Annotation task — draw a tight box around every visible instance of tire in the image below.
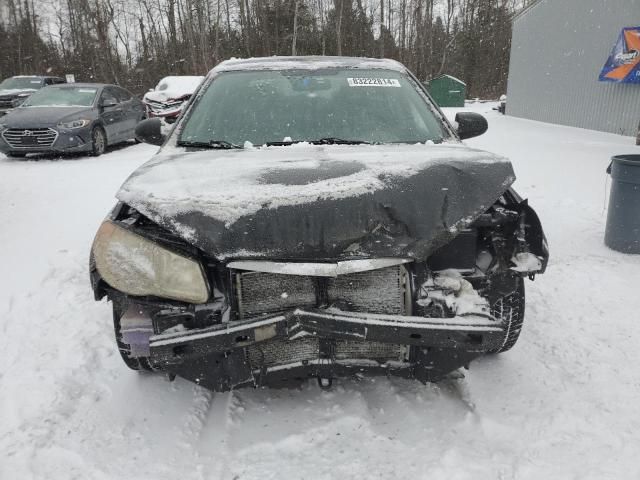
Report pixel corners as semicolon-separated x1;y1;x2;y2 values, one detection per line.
91;126;107;156
6;151;26;158
134;114;147;143
113;305;154;371
488;277;525;353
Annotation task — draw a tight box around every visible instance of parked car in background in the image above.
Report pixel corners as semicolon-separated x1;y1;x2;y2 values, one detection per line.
91;56;548;392
0;83;145;157
0;75;66;116
142;75;203;123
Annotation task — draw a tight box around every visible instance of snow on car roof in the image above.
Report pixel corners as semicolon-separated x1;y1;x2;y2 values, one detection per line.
51;83;106;88
211;56;407;75
157;76;204;87
159;76;204;81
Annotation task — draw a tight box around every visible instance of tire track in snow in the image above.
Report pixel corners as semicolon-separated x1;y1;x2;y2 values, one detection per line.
178;385;215;449
177;386;241;480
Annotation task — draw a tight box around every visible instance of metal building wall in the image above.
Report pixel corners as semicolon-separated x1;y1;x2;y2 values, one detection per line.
507;0;640;136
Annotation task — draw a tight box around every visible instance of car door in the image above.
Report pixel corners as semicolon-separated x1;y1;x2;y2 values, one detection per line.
114;87;141;138
99;87;124;143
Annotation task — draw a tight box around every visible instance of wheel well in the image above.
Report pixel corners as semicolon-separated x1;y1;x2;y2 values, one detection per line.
92;123;108;144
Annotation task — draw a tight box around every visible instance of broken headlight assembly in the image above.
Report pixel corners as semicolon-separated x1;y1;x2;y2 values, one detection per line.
92;221;210;304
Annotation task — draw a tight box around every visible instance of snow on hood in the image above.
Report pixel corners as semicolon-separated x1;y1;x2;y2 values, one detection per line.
143;76;204;103
119;143;510;227
117;143;516;261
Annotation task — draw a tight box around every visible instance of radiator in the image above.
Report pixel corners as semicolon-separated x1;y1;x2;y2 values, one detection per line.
246;337;404;369
235;264;409;319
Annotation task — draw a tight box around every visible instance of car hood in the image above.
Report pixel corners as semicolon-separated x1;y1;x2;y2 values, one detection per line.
117;143;516;261
1;106;94;127
143;90;192;103
0;88;37;98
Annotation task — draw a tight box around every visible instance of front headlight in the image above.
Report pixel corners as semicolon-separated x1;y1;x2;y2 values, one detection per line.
58;119;90;129
92;221;210;304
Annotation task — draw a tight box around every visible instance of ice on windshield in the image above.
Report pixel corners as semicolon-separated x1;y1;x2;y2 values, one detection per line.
23;87;97;107
179;69;448;146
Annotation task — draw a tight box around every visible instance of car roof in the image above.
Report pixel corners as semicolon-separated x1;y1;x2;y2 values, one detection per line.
48;83;108;88
11;75;62;79
210;56;407;75
159;76;204;81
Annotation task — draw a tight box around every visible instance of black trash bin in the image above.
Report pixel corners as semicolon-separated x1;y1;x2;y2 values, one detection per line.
605;155;640;253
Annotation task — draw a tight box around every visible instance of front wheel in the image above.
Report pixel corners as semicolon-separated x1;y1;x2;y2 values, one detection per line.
488;277;525;353
91;127;107;156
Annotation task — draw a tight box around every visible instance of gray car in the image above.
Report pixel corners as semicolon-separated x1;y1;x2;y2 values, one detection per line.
0;75;66;116
0;83;146;157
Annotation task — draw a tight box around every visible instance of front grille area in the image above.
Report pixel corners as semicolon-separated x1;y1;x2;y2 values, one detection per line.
236;272;317;318
327;267;407;315
0;98;13;109
246;337;404;370
234;265;410;371
235;264;409;319
247;338;320;367
2;128;58;148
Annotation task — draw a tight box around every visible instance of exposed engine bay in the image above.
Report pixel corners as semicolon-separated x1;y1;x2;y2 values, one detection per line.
91;190;548;391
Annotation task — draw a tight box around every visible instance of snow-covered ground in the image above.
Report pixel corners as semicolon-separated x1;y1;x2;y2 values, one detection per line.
1;104;640;479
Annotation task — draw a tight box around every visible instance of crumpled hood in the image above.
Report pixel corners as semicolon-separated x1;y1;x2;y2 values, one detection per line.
143;90;192;103
143;77;203;103
1;106;93;127
117;143;516;261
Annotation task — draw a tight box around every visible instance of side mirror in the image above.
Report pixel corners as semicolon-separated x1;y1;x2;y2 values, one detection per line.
455;112;488;140
101;98;118;109
135;118;165;146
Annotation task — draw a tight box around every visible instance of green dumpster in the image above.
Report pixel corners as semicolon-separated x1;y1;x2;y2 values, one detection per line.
426;75;466;108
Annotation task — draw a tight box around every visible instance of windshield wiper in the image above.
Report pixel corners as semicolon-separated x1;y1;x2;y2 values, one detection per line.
177;140;242;149
311;137;371;145
265;137;371;147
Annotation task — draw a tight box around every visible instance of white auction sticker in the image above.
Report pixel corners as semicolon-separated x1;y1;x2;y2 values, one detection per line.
347;77;401;87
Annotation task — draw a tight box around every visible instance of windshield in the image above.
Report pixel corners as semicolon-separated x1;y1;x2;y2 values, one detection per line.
179;69;449;146
22;87;98;107
0;77;43;90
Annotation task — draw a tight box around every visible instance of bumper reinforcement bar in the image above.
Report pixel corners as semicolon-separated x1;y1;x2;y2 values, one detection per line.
148;308;504;391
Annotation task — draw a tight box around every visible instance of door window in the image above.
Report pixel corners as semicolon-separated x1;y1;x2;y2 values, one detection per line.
100;89;119;106
114;87;132;102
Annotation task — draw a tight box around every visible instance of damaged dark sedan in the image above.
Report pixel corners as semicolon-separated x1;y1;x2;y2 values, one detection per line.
90;56;548;392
